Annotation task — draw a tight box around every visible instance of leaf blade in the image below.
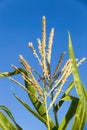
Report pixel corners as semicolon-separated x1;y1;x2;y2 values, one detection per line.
68;33;87;130
0;105;22;130
0;112;16;130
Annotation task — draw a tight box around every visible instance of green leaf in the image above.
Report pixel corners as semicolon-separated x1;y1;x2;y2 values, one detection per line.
0;69;56;130
16;68;56;129
60;95;79;101
68;33;87;130
57;95;79;130
25;81;56;129
0;105;22;130
0;112;16;130
13;93;47;126
58;99;79;130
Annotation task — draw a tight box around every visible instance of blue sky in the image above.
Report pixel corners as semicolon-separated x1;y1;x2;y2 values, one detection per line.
0;0;87;130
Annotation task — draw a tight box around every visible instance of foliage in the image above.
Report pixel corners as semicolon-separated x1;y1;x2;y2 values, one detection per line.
0;106;22;130
0;17;87;130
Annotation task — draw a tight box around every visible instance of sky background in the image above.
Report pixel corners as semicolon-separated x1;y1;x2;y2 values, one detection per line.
0;0;87;130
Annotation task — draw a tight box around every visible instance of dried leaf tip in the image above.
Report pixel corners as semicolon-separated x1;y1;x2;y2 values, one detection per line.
28;42;33;48
47;28;54;64
77;57;86;66
11;64;18;70
28;42;34;52
41;16;48;78
50;28;54;34
42;16;46;46
37;38;42;56
19;54;23;60
28;42;42;66
42;16;46;20
11;64;14;68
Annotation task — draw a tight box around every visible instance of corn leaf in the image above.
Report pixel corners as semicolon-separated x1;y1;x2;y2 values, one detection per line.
12;92;47;126
23;80;57;130
0;69;56;130
58;98;79;130
0;112;16;130
68;33;87;130
60;95;79;101
0;105;22;130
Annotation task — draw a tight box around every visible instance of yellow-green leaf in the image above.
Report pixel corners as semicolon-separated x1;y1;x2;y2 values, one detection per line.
68;33;87;130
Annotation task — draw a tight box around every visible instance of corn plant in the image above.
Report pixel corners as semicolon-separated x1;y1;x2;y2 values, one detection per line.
0;16;87;130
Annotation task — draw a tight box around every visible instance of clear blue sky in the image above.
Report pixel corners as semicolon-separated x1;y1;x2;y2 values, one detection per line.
0;0;87;130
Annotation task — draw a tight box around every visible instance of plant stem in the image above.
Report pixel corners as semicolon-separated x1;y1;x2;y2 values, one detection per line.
50;84;59;128
44;91;50;130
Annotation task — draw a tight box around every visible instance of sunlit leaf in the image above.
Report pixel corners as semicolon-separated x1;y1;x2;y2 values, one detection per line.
13;92;47;126
0;112;16;130
68;33;87;130
0;69;56;130
58;98;79;130
0;105;22;130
